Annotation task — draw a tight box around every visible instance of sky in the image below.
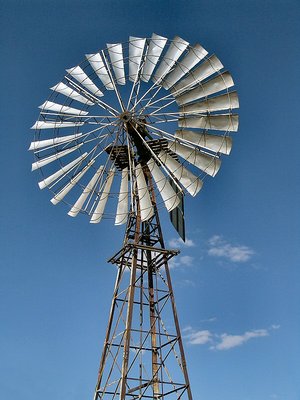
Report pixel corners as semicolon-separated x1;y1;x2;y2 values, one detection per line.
0;0;300;399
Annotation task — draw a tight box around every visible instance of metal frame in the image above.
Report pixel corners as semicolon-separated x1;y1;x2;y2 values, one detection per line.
93;170;192;400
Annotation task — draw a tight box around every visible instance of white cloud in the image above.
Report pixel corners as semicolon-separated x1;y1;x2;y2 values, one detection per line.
168;237;195;248
169;255;194;269
211;329;269;350
185;329;213;345
184;325;277;350
207;235;254;263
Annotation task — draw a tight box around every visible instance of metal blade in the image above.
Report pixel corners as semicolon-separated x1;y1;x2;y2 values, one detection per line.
50;82;94;105
39;101;88;116
147;158;180;211
50;160;94;205
107;43;125;85
140;33;167;82
179;91;239;114
66;66;104;97
90;168;115;223
68;165;104;217
175;130;232;155
172;55;223;94
129;36;146;82
158;150;202;196
38;153;88;189
175;72;234;106
178;114;239;132
162;43;208;89
168;141;221;177
29;133;83;151
31;121;84;130
86;52;114;90
135;163;154;221
152;36;189;84
115;168;129;225
31;143;83;171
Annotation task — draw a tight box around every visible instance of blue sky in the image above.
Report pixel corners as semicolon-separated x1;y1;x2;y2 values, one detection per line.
1;0;300;399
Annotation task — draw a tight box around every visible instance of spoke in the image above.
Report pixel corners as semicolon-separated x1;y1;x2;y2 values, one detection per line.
131;84;163;115
130;123;183;194
145;99;177;116
101;50;126;113
65;76;119;116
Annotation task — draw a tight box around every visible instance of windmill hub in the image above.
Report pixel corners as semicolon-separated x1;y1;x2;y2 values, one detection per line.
119;111;132;122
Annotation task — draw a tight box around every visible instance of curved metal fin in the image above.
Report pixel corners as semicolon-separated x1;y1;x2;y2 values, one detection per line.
162;43;208;89
29;133;83;151
141;33;167;82
50;82;94;105
178;114;239;132
158;150;202;196
168;141;221;177
175;71;234;106
86;53;114;90
107;43;125;85
175;130;232;155
90;168;115;223
115;168;129;225
31;143;83;171
129;36;146;82
51;160;95;205
147;158;180;211
152;36;189;84
39;101;88;116
31;121;84;130
68;165;104;217
66;66;104;97
173;55;223;94
179;91;239;114
38;153;88;190
135;164;154;221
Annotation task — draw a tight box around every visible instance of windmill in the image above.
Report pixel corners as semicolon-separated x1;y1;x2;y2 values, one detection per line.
30;34;239;400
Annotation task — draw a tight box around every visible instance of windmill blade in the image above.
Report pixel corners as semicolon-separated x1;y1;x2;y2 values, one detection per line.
147;158;180;212
175;130;232;155
39;101;88;116
86;53;114;90
31;144;83;171
115;168;129;225
158;150;202;196
50;82;94;105
129;36;146;82
38;153;88;189
168;141;221;177
51;160;95;205
175;71;234;106
31;121;84;130
140;33;167;82
179;114;239;132
135;163;154;221
66;66;104;97
107;43;126;85
172;55;223;94
152;36;189;84
68;165;104;217
29;133;83;151
179;91;239;114
90;168;115;223
161;43;208;89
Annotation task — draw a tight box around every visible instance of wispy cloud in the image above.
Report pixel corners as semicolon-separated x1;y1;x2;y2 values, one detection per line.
169;255;194;269
211;329;269;350
186;330;213;345
168;237;195;248
207;235;254;263
184;325;278;350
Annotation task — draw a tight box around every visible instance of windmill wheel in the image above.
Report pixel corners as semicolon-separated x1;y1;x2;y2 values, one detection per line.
30;34;239;225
